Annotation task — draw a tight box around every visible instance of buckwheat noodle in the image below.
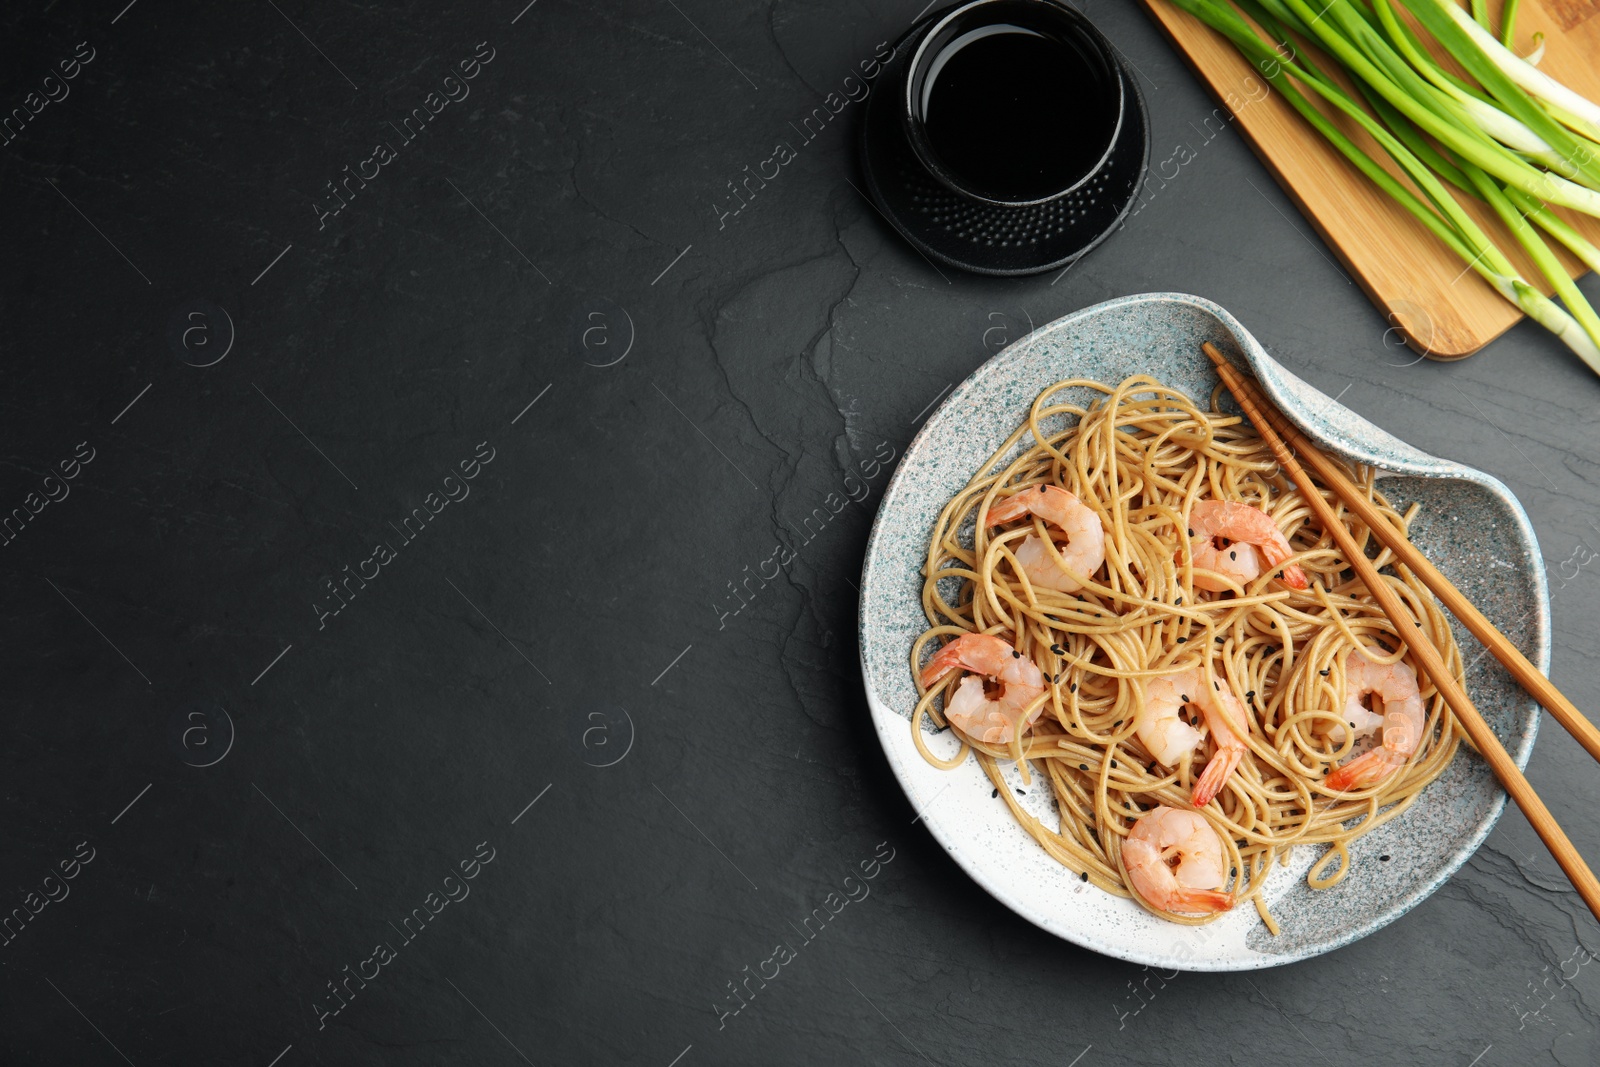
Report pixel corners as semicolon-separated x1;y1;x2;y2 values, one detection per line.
910;375;1465;932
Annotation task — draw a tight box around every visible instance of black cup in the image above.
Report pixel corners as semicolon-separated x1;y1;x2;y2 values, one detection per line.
901;0;1126;207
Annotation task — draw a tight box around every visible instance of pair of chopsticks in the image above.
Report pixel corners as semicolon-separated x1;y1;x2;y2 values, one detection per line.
1201;342;1600;923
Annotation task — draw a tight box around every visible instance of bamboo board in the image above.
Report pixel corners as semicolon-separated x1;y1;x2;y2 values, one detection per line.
1137;0;1600;357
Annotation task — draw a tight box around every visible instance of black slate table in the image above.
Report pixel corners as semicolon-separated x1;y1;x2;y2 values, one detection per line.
5;2;1600;1065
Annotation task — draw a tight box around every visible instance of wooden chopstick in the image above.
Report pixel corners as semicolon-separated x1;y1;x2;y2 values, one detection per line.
1205;348;1600;765
1201;342;1600;925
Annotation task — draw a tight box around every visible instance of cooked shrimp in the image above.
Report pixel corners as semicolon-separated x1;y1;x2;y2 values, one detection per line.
1136;669;1205;767
1138;668;1251;806
1324;668;1386;744
1191;683;1250;808
1122;806;1234;916
986;485;1106;593
1183;499;1308;592
1325;647;1425;791
918;633;1046;745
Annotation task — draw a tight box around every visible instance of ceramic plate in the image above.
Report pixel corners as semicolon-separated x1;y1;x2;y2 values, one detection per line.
858;293;1548;971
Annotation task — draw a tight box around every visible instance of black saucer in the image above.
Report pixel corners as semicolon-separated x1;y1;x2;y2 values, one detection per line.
857;17;1150;278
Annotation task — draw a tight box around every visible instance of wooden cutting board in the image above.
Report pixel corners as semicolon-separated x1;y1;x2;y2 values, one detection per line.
1136;0;1600;358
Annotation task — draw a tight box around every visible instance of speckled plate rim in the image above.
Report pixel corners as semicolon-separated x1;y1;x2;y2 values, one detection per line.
858;291;1549;971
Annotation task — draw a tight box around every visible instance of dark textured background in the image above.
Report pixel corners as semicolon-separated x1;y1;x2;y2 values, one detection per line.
4;1;1599;1064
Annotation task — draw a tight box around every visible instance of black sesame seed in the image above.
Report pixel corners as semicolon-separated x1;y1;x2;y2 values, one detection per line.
1012;650;1021;658
1320;668;1331;676
1181;694;1190;703
1081;871;1090;882
1113;719;1123;727
1230;550;1237;561
1051;644;1065;655
1111;759;1118;768
1380;854;1391;862
1246;690;1255;699
991;788;999;797
1069;683;1078;693
1214;681;1220;690
1176;596;1184;606
1177;637;1188;643
1349;722;1355;728
1188;528;1195;537
1016;788;1027;796
1039;486;1048;493
1079;763;1088;771
1415;621;1422;627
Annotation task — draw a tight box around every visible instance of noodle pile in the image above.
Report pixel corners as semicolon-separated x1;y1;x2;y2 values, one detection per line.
910;375;1465;931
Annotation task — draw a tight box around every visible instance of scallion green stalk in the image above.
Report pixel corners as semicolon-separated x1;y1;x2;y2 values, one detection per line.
1163;0;1600;370
1409;0;1600;143
1501;0;1522;49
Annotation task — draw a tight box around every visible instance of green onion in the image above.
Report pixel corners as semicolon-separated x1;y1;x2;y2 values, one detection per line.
1500;0;1522;49
1403;0;1600;178
1418;0;1600;142
1161;0;1600;373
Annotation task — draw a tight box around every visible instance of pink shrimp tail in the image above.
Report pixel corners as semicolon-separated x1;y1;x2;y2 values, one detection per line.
1255;538;1310;590
918;645;963;689
1166;887;1235;914
1325;746;1404;791
984;487;1048;525
918;633;1013;689
1191;749;1244;807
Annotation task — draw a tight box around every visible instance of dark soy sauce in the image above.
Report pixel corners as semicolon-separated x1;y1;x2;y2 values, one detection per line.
924;27;1116;202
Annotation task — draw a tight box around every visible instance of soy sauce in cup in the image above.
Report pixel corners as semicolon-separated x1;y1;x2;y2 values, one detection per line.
904;0;1125;206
